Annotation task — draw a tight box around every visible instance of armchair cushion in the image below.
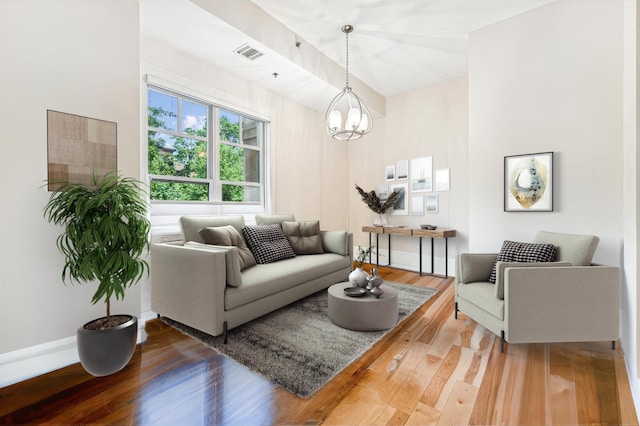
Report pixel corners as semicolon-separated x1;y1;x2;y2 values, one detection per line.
534;231;598;265
488;240;556;283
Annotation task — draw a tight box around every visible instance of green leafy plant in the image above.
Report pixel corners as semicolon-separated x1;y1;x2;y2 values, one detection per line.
356;245;375;267
44;171;151;323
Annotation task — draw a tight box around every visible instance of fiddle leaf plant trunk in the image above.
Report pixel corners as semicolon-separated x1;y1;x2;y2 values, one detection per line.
44;171;150;328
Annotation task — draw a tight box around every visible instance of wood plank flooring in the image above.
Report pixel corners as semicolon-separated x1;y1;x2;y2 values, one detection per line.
0;266;637;425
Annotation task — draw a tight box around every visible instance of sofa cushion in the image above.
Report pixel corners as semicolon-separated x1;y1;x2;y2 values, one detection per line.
488;240;556;284
199;225;256;270
282;221;324;255
534;231;599;266
184;241;243;287
255;214;295;226
242;224;296;264
225;253;351;309
180;215;245;243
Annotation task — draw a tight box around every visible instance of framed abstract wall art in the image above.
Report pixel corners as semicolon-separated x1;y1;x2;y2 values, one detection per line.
504;152;553;212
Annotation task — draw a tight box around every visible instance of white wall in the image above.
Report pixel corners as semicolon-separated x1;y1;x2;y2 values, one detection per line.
0;0;141;381
349;77;469;272
470;0;639;414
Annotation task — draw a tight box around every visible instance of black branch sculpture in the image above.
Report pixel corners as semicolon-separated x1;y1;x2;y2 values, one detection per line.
355;184;401;214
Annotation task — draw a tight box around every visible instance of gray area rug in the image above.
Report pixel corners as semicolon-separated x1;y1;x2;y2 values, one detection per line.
163;281;437;398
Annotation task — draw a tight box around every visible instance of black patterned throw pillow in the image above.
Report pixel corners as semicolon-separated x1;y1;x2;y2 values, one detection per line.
242;224;296;264
488;240;556;284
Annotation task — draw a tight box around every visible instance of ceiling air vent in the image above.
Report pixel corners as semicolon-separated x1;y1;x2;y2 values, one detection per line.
234;43;264;61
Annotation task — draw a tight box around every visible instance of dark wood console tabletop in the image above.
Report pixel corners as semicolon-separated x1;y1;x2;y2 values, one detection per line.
362;226;457;277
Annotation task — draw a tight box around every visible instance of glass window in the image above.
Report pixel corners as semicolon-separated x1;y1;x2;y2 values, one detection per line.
147;87;266;204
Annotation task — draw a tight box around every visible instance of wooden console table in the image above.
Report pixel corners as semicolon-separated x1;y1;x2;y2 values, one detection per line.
362;226;457;277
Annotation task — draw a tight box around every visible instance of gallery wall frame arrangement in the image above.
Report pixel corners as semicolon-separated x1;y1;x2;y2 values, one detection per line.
504;151;553;212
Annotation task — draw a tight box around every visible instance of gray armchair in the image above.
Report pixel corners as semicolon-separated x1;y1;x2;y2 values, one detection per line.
455;231;620;352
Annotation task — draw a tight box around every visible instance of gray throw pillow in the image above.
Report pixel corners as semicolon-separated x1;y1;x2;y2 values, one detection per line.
199;225;257;271
282;221;324;255
242;224;296;264
488;240;556;284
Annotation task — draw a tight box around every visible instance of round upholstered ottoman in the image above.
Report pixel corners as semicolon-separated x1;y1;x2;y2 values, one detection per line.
327;281;399;331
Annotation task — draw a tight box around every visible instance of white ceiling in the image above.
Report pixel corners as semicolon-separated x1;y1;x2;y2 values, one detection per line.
141;0;557;114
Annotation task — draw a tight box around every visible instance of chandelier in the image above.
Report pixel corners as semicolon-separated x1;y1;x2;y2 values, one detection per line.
325;25;373;141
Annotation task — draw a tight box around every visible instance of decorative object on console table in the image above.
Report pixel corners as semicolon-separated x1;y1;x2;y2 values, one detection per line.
504;151;553;212
355;184;400;226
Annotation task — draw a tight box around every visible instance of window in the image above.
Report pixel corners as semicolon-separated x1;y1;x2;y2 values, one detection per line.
147;87;266;204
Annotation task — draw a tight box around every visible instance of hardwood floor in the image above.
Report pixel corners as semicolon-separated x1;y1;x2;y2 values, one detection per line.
0;266;637;425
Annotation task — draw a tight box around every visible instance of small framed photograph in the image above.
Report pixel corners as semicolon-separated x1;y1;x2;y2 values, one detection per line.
504;152;553;212
385;165;395;181
426;194;438;213
435;168;450;191
390;182;408;215
411;194;424;216
410;156;432;192
377;184;389;201
396;160;409;180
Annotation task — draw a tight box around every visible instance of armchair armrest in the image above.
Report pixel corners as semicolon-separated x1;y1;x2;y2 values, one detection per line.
504;265;620;344
494;261;570;299
456;253;497;284
151;242;227;336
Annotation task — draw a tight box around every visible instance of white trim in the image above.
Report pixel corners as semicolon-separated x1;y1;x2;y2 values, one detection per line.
0;327;147;388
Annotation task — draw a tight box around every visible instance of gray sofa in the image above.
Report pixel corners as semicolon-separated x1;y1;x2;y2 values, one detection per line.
455;231;620;352
151;214;353;341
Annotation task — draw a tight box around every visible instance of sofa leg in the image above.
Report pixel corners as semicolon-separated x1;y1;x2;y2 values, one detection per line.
612;340;616;350
454;302;458;319
223;321;228;344
501;331;506;353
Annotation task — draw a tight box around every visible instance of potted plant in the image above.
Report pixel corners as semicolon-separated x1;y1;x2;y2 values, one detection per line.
44;171;150;376
355;184;401;226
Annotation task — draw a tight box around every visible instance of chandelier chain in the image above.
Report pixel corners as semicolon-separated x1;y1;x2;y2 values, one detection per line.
345;30;349;89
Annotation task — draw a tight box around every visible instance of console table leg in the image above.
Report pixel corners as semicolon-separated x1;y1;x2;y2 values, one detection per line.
419;237;423;276
430;238;435;275
444;238;449;277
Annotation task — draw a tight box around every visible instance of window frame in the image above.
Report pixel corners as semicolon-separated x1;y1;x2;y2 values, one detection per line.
146;84;267;207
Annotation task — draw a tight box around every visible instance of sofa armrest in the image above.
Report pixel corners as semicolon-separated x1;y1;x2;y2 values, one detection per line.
504;265;620;344
321;231;353;257
456;253;497;284
494;261;570;299
150;242;228;336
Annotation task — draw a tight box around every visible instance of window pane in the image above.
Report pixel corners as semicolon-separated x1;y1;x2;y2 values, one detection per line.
150;181;209;201
148;133;207;179
182;100;207;137
222;184;260;202
219;110;239;143
148;89;178;131
220;145;260;183
241;117;259;147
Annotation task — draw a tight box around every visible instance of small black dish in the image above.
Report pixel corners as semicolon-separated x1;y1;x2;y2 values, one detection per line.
344;287;367;297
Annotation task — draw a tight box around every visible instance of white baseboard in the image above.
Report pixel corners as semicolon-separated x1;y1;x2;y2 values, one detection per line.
0;323;148;389
353;246;456;277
